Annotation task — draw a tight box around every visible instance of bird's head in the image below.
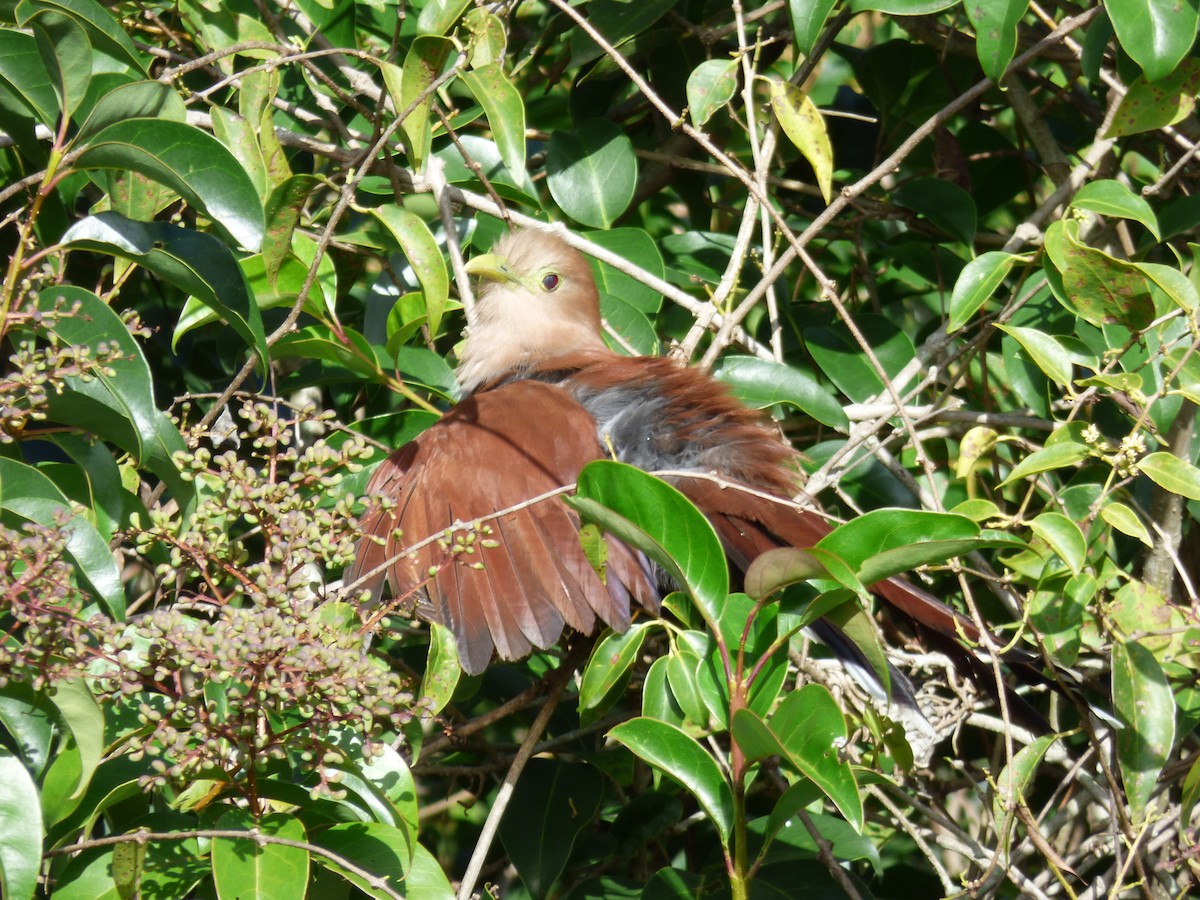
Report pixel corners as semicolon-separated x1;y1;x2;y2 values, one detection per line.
457;228;606;394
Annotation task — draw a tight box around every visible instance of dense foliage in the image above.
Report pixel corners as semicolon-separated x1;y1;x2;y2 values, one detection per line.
2;0;1199;897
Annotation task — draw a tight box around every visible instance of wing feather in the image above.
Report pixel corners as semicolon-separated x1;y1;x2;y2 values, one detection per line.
351;380;655;673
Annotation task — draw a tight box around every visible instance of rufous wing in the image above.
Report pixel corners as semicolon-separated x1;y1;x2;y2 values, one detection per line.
349;380;657;675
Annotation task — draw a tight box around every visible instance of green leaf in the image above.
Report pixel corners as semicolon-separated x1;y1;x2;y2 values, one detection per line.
1070;180;1160;239
686;59;738;127
825;600;891;695
460;63;526;178
1112;640;1176;822
370;206;449;336
1101;500;1153;548
111;841;146;900
464;9;507;68
992;734;1057;828
416;0;471;35
816;509;981;585
0;27;60;126
948;251;1021;331
419;622;460;719
398;35;454;172
666;647;710;729
211;106;267;202
61;213;269;371
789;0;839;55
569;461;729;631
994;324;1073;387
751;809;883;875
17;0;148;75
760;779;823;854
74;118;264;251
547;119;637;229
580;621;655;722
0;684;54;778
1106;59;1200;136
273;324;386;381
312;822;412;896
1138;261;1199;313
435;134;540;205
744;547;837;602
212;809;309;900
1139;451;1200;501
1057;230;1155;331
715;356;849;430
600;293;659;355
48;677;104;802
734;685;863;831
586;227;665;314
731;703;789;763
74;79;185;145
1106;0;1199;83
609;718;735;843
499;759;607;897
568;0;676;67
0;747;42;900
892;177;977;246
29;8;91;118
769;80;833;204
174;249;332;347
642;656;688;727
22;285;190;511
804;315;914;403
261;177;319;288
850;0;957;11
0;457;125;617
1029;511;1086;574
964;0;1028;82
1001;437;1089;486
407;843;455;900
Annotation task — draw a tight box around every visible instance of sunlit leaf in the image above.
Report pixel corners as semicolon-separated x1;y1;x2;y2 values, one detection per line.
715;356;849;429
212;809;309;900
687;59;738;127
570;462;728;629
1139;451;1200;501
547;119;637;229
1029;511;1086;574
992;734;1057;829
964;0;1028;82
460;63;526;177
769;80;833;203
61;213;269;370
74;119;264;251
1106;0;1199;82
370;206;449;336
398;35;454;172
789;0;839;55
948;251;1022;331
1070;180;1160;238
1101;501;1153;548
995;324;1073;387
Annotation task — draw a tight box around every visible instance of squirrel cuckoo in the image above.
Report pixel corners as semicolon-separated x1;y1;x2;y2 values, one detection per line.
350;228;1009;708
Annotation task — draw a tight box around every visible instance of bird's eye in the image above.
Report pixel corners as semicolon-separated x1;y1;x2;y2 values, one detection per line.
541;273;560;292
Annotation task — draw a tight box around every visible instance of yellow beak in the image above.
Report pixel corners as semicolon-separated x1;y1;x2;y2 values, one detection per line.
463;253;519;284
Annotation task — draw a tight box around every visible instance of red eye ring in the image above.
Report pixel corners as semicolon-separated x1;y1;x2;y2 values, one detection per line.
541;273;560;291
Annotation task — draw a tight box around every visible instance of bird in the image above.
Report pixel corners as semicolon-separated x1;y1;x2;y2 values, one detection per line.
348;226;1022;717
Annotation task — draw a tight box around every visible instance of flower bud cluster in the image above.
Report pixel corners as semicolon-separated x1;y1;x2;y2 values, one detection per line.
3;399;415;800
